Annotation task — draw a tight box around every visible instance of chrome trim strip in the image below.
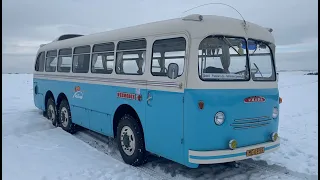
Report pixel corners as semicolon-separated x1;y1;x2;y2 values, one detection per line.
34;74;181;88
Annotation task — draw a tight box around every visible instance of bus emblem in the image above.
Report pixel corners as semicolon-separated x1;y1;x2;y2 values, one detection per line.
244;96;265;103
73;86;83;99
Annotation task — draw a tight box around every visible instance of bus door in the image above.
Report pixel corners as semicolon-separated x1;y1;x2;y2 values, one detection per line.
145;35;187;163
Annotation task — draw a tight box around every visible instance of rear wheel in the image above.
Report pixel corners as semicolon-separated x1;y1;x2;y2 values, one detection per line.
58;99;77;134
46;98;58;126
116;114;147;166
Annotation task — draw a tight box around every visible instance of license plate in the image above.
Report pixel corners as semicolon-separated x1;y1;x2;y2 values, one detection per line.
246;147;265;157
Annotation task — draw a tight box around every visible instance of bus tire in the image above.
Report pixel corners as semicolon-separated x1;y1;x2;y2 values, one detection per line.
116;114;146;166
46;98;58;127
58;99;77;134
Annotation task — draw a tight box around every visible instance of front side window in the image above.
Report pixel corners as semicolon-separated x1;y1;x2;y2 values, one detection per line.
198;36;249;81
248;39;276;81
151;37;186;77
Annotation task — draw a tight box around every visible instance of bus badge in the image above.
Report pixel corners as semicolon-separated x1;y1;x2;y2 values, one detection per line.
117;92;142;101
73;86;83;99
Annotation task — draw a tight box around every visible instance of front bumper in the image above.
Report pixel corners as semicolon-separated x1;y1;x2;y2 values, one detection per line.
189;138;280;164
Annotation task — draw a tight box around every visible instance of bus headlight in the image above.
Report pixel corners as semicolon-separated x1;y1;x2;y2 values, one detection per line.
214;111;225;125
272;107;279;119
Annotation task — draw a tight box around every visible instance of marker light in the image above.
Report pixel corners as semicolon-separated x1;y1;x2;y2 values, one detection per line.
272;107;279;119
271;132;278;142
229;139;237;150
214;112;225;125
198;101;204;110
279;97;282;104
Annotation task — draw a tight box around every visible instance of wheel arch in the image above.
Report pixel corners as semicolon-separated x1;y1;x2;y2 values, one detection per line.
112;104;144;138
57;93;69;108
44;91;55;110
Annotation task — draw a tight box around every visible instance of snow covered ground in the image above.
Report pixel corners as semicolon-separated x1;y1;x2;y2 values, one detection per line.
2;72;318;180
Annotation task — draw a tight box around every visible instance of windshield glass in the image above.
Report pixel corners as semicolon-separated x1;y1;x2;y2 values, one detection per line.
198;36;249;81
248;39;276;81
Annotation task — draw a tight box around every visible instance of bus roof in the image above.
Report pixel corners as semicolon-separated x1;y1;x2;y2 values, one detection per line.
39;14;275;52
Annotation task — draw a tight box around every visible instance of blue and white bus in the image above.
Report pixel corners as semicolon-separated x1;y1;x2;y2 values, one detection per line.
33;14;281;168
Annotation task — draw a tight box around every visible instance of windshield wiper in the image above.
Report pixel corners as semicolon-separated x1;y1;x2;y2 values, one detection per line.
250;48;257;55
253;63;263;77
222;37;242;56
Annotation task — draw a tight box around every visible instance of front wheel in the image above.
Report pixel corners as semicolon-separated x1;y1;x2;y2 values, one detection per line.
116;114;147;166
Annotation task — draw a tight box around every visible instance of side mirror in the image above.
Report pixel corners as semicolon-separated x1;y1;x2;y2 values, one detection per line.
167;63;179;79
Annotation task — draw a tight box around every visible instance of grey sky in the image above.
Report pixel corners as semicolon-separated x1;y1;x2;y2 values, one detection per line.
2;0;318;73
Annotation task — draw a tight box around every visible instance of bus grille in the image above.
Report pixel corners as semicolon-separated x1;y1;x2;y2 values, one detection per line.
230;116;272;130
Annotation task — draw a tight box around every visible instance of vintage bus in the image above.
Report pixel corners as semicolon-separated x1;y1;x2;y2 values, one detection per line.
33;14;281;168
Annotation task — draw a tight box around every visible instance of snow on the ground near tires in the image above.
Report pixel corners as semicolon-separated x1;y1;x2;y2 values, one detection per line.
2;72;318;180
254;71;318;175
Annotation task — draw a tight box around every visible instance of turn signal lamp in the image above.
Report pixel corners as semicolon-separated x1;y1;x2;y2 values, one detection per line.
229;139;237;150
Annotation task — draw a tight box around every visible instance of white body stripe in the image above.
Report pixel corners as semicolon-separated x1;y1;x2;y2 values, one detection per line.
33;73;184;92
189;138;280;164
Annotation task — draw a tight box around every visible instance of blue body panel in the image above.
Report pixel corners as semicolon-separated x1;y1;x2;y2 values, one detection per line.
33;78;147;137
33;78;279;168
145;90;184;165
183;88;279;167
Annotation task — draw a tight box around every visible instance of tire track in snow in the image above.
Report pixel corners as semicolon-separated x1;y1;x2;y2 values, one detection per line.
74;129;315;180
240;160;317;180
74;130;190;180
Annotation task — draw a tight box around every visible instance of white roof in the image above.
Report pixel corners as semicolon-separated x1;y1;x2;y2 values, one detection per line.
39;15;275;52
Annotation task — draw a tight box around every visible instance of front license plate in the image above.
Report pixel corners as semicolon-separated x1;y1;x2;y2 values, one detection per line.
246;147;265;157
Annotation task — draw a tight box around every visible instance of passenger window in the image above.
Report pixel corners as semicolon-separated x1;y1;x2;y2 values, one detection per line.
73;46;91;73
57;48;72;72
91;43;115;74
115;39;146;75
45;50;57;72
151;37;186;77
35;52;45;72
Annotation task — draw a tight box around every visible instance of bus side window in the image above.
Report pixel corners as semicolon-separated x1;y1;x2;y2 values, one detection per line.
91;42;115;74
151;37;186;77
45;50;58;72
35;52;45;72
57;48;72;73
115;39;146;75
72;45;91;73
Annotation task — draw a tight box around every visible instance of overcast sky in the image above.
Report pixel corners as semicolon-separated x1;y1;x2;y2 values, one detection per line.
2;0;318;73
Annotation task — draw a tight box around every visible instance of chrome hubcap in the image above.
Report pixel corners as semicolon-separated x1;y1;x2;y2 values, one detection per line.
120;126;135;156
60;107;69;127
48;105;55;121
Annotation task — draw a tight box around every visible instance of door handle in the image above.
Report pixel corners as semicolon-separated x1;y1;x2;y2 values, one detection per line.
147;93;152;105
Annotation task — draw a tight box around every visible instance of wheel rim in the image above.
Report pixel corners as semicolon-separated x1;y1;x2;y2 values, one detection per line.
60;107;69;127
48;104;55;122
120;126;136;156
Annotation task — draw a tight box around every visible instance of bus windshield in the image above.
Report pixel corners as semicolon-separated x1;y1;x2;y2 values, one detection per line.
198;36;249;81
248;39;276;81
